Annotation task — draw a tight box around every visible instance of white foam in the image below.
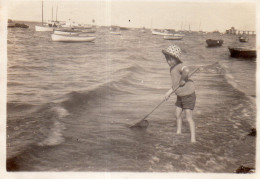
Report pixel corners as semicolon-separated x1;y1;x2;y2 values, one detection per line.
37;120;65;146
53;106;70;118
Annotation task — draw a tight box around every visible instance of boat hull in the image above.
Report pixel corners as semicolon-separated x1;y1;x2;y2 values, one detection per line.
164;36;183;40
228;47;256;58
54;30;80;35
35;25;54;32
239;36;249;42
110;31;121;35
51;34;96;42
152;30;173;36
206;39;223;47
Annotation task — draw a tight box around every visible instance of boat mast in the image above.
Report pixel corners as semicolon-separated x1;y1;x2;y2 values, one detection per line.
56;6;58;21
42;0;43;25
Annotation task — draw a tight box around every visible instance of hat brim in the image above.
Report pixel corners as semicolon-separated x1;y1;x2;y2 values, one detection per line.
162;50;182;62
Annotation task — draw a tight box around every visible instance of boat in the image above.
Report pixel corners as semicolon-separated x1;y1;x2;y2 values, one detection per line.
110;31;121;35
51;34;96;42
163;36;183;40
206;39;223;47
8;19;15;28
35;1;61;31
239;36;249;42
228;47;256;58
140;27;146;33
81;29;96;33
152;29;173;36
173;33;185;37
120;27;129;30
54;29;81;35
35;25;54;32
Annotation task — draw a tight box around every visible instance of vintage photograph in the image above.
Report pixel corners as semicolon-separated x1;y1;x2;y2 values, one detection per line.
3;0;257;177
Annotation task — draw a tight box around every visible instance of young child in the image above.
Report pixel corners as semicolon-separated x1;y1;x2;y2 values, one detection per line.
162;45;196;143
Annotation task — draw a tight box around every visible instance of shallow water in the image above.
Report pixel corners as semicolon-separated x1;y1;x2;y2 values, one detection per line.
7;22;256;172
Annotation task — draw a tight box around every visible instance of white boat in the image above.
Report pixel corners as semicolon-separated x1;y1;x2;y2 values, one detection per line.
35;25;54;32
81;29;96;33
54;29;81;35
51;34;96;42
152;30;173;36
8;19;15;28
163;36;183;40
35;1;62;32
173;33;185;37
110;31;121;35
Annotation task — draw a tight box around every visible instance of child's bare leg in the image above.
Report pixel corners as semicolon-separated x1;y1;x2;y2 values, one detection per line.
184;109;196;143
176;106;183;134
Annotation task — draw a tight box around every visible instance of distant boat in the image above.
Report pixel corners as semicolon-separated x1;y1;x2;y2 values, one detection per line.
228;47;256;58
239;36;249;42
110;31;121;35
173;33;185;37
140;27;146;33
163;36;183;40
206;39;223;47
8;19;15;28
81;28;96;33
120;27;129;30
35;1;61;32
152;30;173;36
51;34;96;42
35;25;54;32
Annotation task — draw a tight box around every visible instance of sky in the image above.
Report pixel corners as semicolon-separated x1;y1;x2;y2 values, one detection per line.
7;0;257;32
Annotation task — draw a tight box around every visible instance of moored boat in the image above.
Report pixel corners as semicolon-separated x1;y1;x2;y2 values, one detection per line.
81;29;96;33
206;39;223;47
110;31;121;35
163;36;183;40
173;33;185;37
35;25;54;32
228;47;256;58
152;30;173;36
8;19;15;28
51;34;96;42
54;29;81;35
239;36;249;42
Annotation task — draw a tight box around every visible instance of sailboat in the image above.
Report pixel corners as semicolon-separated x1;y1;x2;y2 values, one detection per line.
35;1;61;31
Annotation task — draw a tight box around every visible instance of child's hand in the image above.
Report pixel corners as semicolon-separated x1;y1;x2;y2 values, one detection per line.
179;80;186;86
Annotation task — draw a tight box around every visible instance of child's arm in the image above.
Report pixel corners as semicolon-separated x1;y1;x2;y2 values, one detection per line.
179;66;190;86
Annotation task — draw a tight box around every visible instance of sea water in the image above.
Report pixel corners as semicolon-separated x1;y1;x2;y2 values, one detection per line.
7;22;256;172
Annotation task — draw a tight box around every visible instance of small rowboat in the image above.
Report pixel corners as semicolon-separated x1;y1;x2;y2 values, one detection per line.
110;31;121;35
152;30;173;36
163;36;183;40
206;39;223;47
239;36;249;42
173;33;185;37
228;47;256;58
51;34;96;42
81;29;96;33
